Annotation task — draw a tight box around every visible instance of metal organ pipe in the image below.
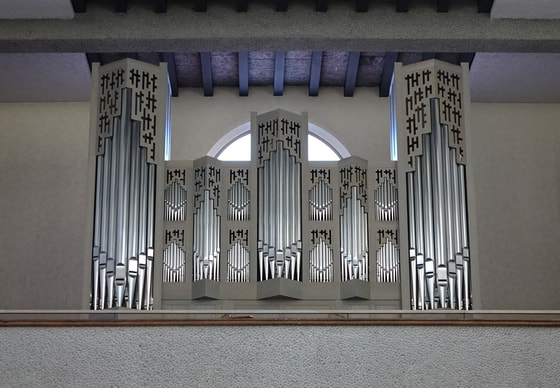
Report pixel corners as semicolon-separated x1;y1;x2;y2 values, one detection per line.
430;100;449;308
126;122;140;308
421;137;436;310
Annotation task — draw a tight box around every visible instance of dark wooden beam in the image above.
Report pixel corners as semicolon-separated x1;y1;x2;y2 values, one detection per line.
71;0;87;13
309;51;322;97
437;0;450;13
273;51;286;96
316;0;328;12
238;51;249;97
478;0;494;13
126;53;139;60
154;0;167;13
458;53;476;68
115;0;127;13
356;0;369;12
396;0;410;12
379;52;398;98
162;52;179;97
194;0;207;12
344;51;360;97
276;0;288;11
200;52;213;97
236;0;248;12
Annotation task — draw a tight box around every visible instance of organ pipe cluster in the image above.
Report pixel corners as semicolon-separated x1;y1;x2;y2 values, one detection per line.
228;179;250;220
193;190;221;280
340;186;369;281
165;181;187;221
309;179;333;221
89;59;168;310
309;239;334;282
258;141;302;281
374;178;398;221
163;242;186;282
227;241;250;282
393;60;474;310
376;238;400;282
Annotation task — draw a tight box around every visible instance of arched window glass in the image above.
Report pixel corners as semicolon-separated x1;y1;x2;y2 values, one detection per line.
210;122;349;161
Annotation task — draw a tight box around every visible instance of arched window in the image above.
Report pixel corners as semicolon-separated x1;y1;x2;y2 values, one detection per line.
208;122;350;161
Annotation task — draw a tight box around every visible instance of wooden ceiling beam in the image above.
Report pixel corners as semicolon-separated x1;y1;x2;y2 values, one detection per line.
309;51;323;97
273;51;286;96
238;51;249;96
344;51;360;97
200;52;214;97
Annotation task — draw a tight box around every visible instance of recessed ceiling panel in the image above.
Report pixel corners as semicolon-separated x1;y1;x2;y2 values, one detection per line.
492;0;560;19
0;53;91;102
470;52;560;102
0;0;73;19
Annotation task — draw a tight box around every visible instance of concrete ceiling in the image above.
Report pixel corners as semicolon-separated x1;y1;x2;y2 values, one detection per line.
0;0;559;103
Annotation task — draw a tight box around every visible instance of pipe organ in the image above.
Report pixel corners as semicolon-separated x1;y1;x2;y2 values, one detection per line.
86;58;479;310
87;59;169;310
392;59;476;310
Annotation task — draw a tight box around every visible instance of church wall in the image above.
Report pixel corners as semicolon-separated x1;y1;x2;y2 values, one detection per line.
0;87;558;309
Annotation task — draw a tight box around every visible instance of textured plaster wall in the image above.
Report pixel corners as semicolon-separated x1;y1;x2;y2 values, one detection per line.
2;325;560;387
0;88;559;309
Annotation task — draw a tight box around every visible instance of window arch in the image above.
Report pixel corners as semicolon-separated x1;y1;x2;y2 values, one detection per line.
207;122;351;161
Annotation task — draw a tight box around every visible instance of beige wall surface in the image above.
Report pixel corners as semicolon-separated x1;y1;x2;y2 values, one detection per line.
0;87;558;309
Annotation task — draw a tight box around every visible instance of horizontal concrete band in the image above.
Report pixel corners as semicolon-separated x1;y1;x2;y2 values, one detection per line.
1;3;560;52
3;325;560;386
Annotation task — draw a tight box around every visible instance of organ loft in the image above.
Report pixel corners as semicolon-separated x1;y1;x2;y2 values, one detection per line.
85;58;477;311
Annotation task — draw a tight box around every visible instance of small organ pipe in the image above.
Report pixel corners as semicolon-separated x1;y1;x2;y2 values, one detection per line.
145;162;156;309
92;153;104;310
407;172;417;308
126;123;140;308
414;155;426;310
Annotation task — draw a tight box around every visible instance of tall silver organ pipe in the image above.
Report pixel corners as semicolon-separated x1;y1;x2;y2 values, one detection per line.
258;141;302;281
340;186;369;281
